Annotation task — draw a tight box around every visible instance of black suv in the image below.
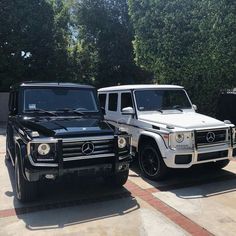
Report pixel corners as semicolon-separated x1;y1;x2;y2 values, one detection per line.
6;82;131;202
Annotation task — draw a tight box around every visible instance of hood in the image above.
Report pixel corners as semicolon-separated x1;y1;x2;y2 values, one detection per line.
19;117;114;138
139;111;226;130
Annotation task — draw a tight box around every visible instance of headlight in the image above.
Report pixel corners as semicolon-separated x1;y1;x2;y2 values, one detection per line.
37;143;51;156
169;132;193;150
118;136;127;149
175;133;184;143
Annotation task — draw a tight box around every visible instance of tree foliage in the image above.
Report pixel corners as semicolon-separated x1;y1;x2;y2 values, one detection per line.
0;0;71;91
128;0;236;114
70;0;152;87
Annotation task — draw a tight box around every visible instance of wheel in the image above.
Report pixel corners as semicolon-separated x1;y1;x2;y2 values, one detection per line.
107;170;129;187
15;157;38;202
211;159;230;169
139;143;168;180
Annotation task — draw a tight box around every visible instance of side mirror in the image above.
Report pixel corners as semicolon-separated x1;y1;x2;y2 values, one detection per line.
121;107;135;115
192;104;198;111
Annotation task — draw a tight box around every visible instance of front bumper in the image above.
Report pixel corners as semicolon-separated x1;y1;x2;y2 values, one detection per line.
25;161;131;181
24;135;132;181
163;144;236;169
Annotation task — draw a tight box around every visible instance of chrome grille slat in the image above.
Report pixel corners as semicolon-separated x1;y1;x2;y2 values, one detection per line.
196;129;227;146
62;138;115;161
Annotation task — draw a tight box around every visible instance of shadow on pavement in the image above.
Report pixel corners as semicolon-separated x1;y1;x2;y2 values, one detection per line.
130;158;236;199
5;159;140;231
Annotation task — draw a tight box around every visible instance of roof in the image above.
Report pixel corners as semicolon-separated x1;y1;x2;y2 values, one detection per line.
11;82;94;90
98;84;184;92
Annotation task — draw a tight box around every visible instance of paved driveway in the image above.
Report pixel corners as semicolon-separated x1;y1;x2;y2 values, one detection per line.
0;127;236;236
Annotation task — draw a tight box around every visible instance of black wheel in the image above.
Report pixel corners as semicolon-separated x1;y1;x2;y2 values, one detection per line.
211;159;230;169
139;144;168;180
107;170;129;187
15;157;38;202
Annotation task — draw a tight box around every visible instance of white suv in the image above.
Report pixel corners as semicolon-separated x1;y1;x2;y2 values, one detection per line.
98;84;236;180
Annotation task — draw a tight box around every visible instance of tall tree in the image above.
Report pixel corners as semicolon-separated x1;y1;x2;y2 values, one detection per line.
0;0;71;91
73;0;151;87
128;0;236;115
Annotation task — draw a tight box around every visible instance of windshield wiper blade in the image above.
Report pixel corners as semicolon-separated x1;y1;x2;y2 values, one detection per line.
25;109;57;116
56;108;85;116
172;105;183;112
156;109;163;113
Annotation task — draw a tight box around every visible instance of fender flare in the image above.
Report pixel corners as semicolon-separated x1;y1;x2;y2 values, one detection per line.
137;131;168;158
15;140;28;180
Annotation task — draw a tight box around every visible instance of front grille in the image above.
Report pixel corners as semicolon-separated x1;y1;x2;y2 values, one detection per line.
196;129;227;146
62;137;115;161
197;150;228;161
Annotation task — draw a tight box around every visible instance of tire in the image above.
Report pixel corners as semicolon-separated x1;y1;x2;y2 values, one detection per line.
211;159;230;170
107;170;129;187
139;143;168;180
15;156;38;202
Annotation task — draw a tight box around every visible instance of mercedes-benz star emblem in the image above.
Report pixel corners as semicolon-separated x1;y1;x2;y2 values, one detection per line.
206;132;216;143
82;142;95;155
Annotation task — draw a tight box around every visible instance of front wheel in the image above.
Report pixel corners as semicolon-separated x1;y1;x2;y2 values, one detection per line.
15;157;38;202
107;170;129;187
139;144;168;180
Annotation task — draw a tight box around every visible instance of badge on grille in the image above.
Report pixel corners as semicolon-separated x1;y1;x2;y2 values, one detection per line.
206;132;215;143
82;142;95;155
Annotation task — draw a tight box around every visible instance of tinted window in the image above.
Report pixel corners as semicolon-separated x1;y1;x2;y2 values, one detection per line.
135;89;192;111
23;88;98;112
108;93;118;111
121;93;133;110
99;94;107;108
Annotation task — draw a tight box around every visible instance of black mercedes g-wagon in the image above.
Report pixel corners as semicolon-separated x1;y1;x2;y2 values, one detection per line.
6;82;131;202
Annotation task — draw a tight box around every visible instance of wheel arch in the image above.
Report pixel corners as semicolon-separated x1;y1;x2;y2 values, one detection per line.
15;139;28;180
137;131;167;158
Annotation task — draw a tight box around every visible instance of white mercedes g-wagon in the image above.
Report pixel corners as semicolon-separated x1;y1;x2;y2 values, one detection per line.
98;85;236;180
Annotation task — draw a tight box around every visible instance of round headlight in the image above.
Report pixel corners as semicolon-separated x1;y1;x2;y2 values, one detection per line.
118;137;127;149
38;143;51;156
176;133;184;143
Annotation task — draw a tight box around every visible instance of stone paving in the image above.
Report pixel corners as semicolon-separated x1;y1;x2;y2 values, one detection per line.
0;128;236;236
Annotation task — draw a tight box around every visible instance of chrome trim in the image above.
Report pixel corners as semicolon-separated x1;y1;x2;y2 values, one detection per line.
62;135;114;143
198;142;231;148
28;155;58;167
29;138;58;143
119;154;130;160
63;153;115;161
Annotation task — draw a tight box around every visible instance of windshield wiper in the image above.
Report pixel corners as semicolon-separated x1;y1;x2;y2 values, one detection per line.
56;108;85;116
156;109;163;113
25;109;57;116
172;105;183;112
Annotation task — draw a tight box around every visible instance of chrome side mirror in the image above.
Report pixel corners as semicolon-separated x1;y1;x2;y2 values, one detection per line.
192;104;197;111
121;107;135;115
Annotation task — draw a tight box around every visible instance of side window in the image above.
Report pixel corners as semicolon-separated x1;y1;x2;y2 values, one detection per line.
108;93;118;111
98;94;107;108
121;92;133;111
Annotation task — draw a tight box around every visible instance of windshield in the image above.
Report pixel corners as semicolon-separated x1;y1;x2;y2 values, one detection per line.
23;88;99;113
135;89;192;111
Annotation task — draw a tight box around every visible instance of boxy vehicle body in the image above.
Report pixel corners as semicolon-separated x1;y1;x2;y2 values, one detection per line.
98;85;236;180
6;82;131;202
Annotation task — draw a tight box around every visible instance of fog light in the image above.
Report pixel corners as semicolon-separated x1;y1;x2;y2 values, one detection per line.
45;174;55;180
